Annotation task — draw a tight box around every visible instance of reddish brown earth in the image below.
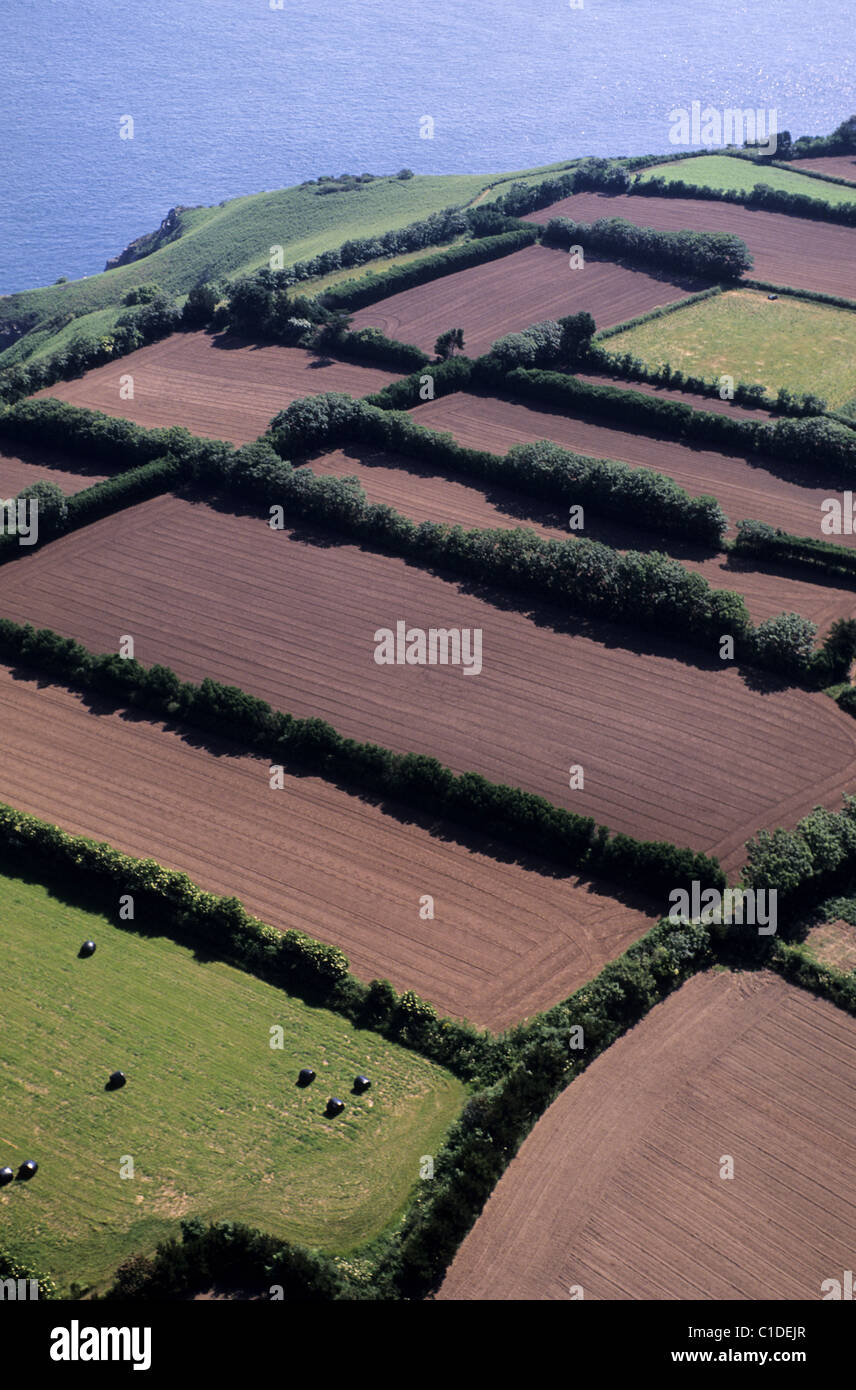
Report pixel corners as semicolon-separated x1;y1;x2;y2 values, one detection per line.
1;493;854;875
0;663;655;1030
411;390;854;545
0;444;109;496
784;155;856;185
35;332;398;445
304;446;856;630
524;191;856;299
350;243;702;356
577;372;774;419
439;969;856;1300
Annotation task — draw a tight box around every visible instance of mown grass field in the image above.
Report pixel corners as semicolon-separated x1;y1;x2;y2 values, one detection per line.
640;153;856;204
604;287;856;409
0;870;466;1293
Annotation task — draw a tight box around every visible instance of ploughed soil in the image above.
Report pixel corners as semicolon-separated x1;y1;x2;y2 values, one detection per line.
784;155;856;185
0;493;854;877
305;444;856;630
351;243;704;356
439;969;856;1299
524;190;856;299
0;662;656;1030
410;389;855;546
0;443;109;496
35;332;399;445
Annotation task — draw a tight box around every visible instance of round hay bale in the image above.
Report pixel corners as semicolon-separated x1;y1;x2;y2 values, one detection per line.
353;1075;371;1094
325;1097;345;1117
0;1166;14;1186
297;1067;316;1087
106;1070;127;1090
78;940;96;958
18;1159;38;1180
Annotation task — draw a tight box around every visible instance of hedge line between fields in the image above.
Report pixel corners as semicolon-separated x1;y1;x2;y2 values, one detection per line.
631;172;856;226
273;388;727;544
734;520;856;583
317;227;538;313
0;621;725;906
0;798;501;1083
541;215;752;280
497;367;856;476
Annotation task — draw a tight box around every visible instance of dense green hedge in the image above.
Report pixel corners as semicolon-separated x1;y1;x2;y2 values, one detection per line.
595;286;724;340
105;1220;352;1301
742;278;856;314
770;943;856;1017
317;227;538;314
734;519;856;582
742;798;856;923
269;390;725;544
0;396;227;472
632;172;856;227
499;367;856;474
542;215;753;279
364;355;474;409
320;326;429;371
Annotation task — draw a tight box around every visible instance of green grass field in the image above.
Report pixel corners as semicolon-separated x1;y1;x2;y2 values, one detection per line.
640;153;856;205
604;288;856;409
0;871;466;1293
0;159;578;367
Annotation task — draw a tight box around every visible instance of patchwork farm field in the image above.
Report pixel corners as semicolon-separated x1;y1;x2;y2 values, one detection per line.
0;667;655;1029
411;390;854;543
785;155;856;183
0;443;109;496
524;191;856;300
604;288;856;410
1;495;855;874
35;332;398;445
641;153;856;205
0;868;466;1292
304;446;856;629
351;242;703;356
439;969;856;1300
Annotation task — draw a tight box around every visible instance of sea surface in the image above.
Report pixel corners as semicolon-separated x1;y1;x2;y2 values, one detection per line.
1;0;854;294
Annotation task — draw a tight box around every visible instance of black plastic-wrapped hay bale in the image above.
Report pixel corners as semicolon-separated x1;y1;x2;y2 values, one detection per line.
78;940;96;958
353;1075;371;1094
17;1159;38;1180
106;1070;126;1091
325;1097;345;1117
297;1068;316;1087
0;1166;14;1186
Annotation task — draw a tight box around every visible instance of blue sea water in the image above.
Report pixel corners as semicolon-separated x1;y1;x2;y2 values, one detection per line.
1;0;853;295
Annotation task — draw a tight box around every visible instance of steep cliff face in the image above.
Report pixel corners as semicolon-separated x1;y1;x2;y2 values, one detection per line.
104;206;187;271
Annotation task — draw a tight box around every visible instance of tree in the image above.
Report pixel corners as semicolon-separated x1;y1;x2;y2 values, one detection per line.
752;611;817;676
434;327;465;360
182;282;219;329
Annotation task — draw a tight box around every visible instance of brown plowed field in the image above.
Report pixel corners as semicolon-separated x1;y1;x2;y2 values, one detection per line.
411;390;853;545
0;443;108;496
350;243;702;356
785;155;856;184
439;969;856;1300
35;332;398;445
1;493;854;875
524;191;856;299
304;446;856;630
577;372;774;419
0;663;655;1030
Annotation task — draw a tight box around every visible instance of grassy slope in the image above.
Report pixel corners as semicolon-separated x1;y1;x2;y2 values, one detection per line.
604;287;856;409
0;160;578;367
0;870;465;1292
641;153;856;205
